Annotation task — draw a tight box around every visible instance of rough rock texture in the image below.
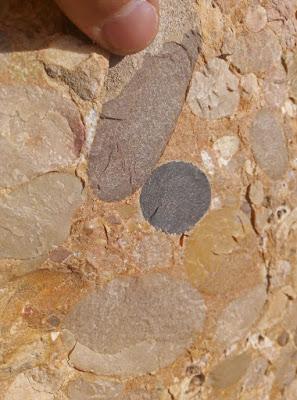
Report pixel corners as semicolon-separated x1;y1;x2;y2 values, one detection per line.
2;0;297;399
0;85;85;189
231;29;282;76
0;173;83;259
209;352;251;389
215;285;267;347
286;50;297;101
187;58;240;120
88;32;200;201
64;274;205;377
41;35;107;102
88;0;200;201
4;373;53;400
140;162;211;234
104;0;199;101
185;208;264;296
245;5;267;32
67;378;123;400
249;109;288;179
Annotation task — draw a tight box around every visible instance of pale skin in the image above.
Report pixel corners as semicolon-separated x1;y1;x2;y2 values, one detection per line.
54;0;160;55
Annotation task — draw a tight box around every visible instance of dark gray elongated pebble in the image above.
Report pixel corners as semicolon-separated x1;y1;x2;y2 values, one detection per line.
140;161;211;234
88;31;201;201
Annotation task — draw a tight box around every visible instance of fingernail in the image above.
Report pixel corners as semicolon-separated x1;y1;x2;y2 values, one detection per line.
100;0;159;54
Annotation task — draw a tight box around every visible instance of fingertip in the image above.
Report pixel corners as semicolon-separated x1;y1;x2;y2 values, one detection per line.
92;0;159;55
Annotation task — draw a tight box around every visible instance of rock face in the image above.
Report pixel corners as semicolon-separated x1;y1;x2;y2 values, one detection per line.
2;1;297;399
0;173;83;259
187;58;239;120
249;109;288;179
88;0;200;201
0;85;85;189
64;274;206;377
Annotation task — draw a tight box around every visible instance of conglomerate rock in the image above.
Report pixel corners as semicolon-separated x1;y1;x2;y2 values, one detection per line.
1;0;297;399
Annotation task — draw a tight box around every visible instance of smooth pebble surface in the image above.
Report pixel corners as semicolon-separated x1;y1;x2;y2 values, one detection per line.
140;161;211;234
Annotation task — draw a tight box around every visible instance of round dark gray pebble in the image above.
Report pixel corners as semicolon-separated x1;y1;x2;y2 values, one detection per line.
140;161;211;234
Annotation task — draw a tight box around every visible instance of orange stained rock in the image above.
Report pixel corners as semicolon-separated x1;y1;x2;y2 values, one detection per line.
185;208;263;297
1;270;89;328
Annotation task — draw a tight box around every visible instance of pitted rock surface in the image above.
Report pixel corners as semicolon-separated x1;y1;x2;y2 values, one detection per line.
88;0;200;201
187;58;240;120
64;273;206;377
0;85;85;189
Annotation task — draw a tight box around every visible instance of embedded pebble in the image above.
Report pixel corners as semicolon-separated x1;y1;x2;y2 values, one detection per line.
213;135;240;166
0;173;83;259
268;1;297;50
0;86;85;189
88;29;200;201
187;58;239;120
275;345;297;388
123;389;159;400
140;162;211;234
240;73;259;96
284;379;297;400
286;51;297;101
277;331;290;347
63;273;206;377
209;353;251;389
201;150;215;176
271;260;291;288
245;5;267;33
263;64;288;108
243;357;269;390
249;109;288;179
248;181;265;207
5;373;53;400
215;286;267;347
185;208;263;296
67;378;123;400
42;36;108;101
231;30;282;75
